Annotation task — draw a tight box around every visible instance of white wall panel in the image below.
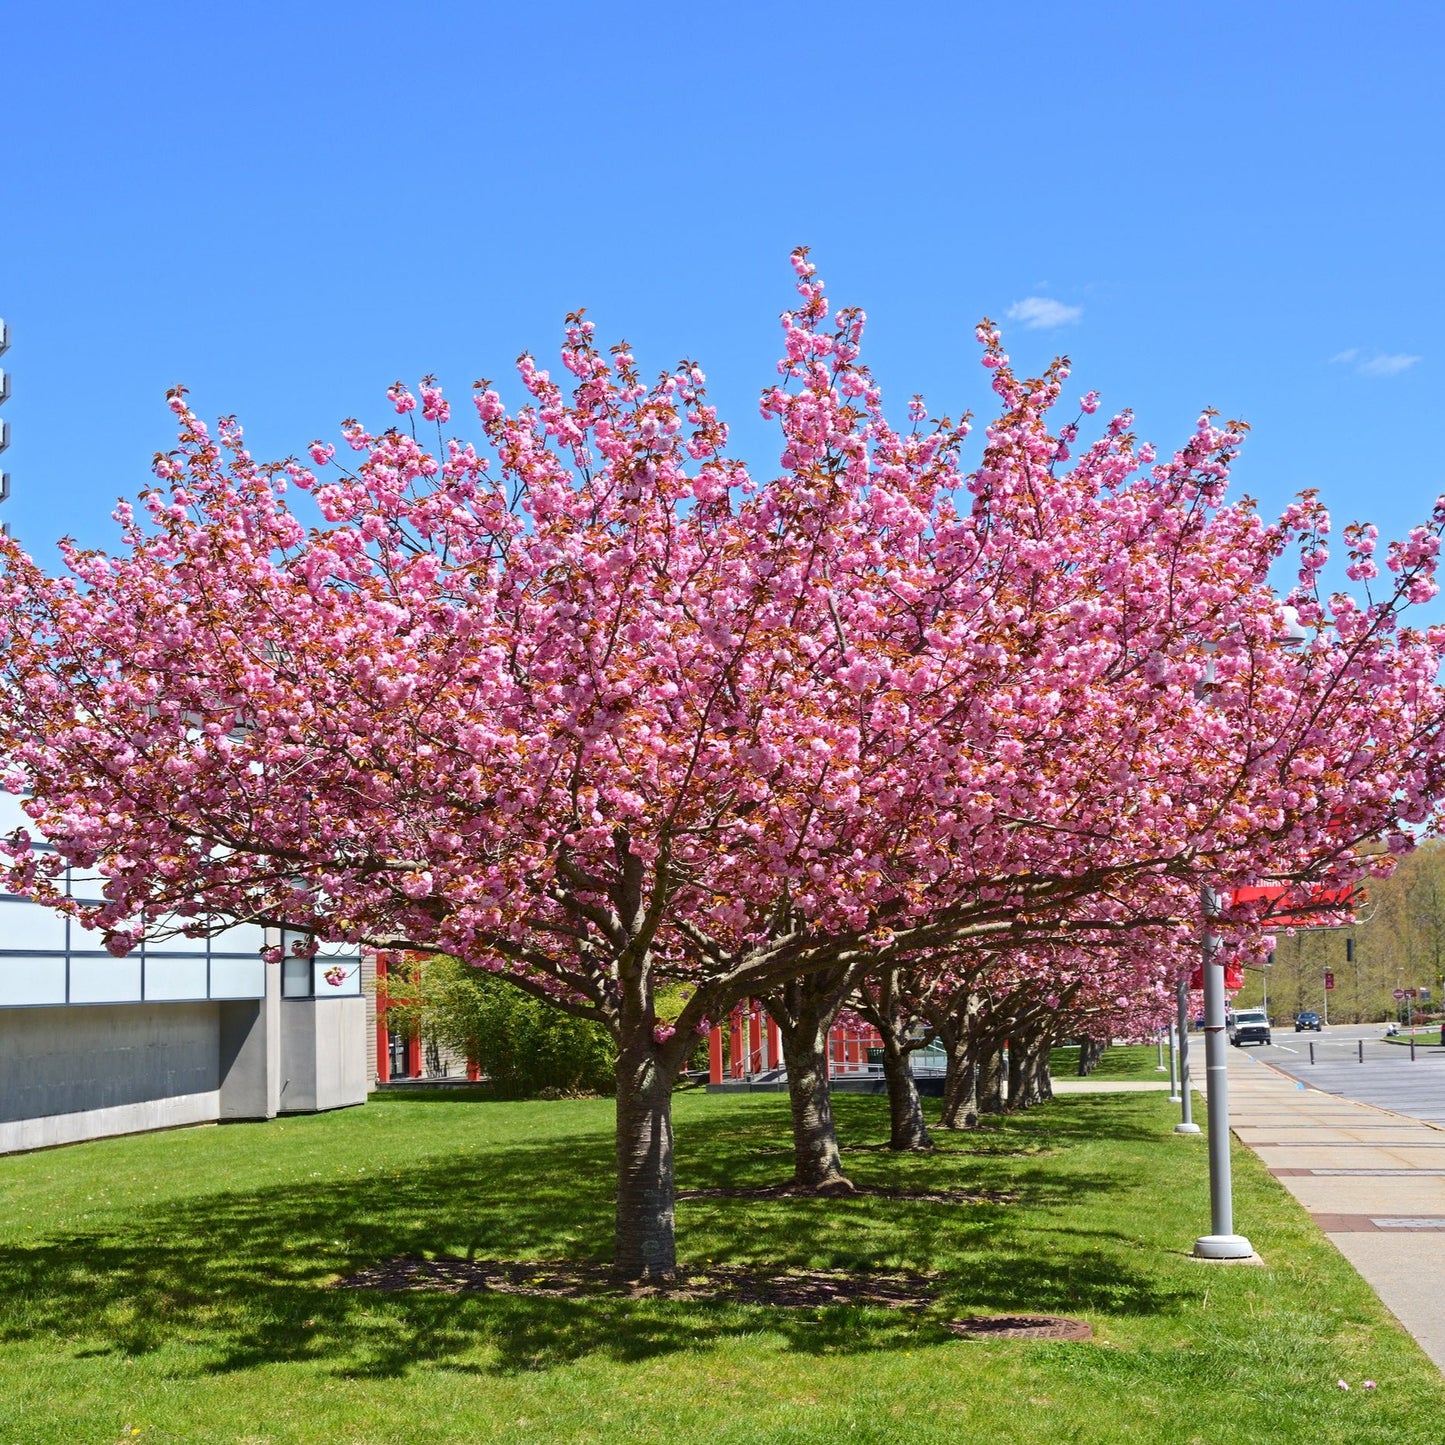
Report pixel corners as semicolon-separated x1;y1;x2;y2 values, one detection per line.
69;956;144;1004
144;928;209;955
0;956;67;1006
0;900;67;950
0;793;37;836
213;921;265;956
312;957;361;995
143;956;209;1001
209;956;265;999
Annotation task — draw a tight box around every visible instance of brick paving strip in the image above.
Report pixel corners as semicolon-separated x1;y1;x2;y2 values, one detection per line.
1222;1046;1445;1373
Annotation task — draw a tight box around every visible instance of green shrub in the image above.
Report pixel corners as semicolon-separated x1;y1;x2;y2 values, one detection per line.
388;955;617;1098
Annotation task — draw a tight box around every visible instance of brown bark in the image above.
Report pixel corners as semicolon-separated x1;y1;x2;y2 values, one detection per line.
1007;1029;1053;1110
763;966;866;1191
1076;1037;1107;1077
977;1040;1006;1114
858;966;933;1151
778;1018;853;1191
612;1034;678;1281
937;1029;979;1129
880;1038;933;1150
931;990;982;1129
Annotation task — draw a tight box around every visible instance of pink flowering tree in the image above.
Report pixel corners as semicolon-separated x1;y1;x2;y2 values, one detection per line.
3;254;1445;1280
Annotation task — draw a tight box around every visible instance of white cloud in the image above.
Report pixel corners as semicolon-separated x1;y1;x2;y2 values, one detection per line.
1006;296;1082;330
1330;347;1421;377
1357;352;1422;377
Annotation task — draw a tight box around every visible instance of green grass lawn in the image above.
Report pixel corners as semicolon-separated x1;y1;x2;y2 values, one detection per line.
1;1085;1441;1444
1048;1042;1168;1081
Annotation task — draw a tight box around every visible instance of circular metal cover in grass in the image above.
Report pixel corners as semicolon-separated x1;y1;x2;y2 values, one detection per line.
947;1314;1093;1342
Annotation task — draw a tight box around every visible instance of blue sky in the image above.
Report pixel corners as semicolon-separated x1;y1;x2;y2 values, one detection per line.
3;1;1443;608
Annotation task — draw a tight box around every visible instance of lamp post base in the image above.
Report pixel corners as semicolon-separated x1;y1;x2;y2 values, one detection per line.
1193;1233;1254;1260
1174;1121;1202;1134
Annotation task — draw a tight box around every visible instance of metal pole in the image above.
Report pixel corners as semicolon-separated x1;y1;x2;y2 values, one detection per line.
1157;1028;1166;1071
1309;1041;1315;1065
1195;884;1253;1259
1359;1039;1364;1064
1176;978;1200;1133
1168;1017;1180;1103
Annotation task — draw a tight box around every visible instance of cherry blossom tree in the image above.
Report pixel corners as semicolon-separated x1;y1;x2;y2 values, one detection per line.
2;253;1444;1282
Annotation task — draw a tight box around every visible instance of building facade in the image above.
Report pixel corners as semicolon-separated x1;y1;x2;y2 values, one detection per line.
0;792;368;1153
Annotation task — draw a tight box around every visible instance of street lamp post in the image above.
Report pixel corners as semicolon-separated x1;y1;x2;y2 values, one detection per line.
1194;883;1254;1258
1175;978;1200;1134
1190;607;1305;1261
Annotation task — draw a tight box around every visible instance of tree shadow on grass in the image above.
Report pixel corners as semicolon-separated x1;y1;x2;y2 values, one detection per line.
0;1094;1180;1380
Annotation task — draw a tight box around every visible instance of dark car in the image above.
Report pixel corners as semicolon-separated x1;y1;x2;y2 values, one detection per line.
1295;1011;1323;1032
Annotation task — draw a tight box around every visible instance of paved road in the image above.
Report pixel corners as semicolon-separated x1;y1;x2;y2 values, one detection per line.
1225;1045;1445;1373
1234;1032;1445;1126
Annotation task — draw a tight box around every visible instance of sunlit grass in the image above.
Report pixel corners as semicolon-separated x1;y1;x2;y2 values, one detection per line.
0;1084;1439;1442
1048;1042;1167;1081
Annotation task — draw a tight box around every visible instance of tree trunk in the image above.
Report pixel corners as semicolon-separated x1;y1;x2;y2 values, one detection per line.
1076;1037;1107;1077
613;1035;678;1282
763;967;865;1192
932;991;983;1129
1006;1037;1025;1106
778;1018;853;1191
937;1029;979;1129
1031;1047;1054;1103
880;1039;933;1150
977;1040;1006;1114
854;965;933;1151
1007;1031;1052;1110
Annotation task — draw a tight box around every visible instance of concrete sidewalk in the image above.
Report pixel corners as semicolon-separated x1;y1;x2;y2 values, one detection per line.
1224;1045;1445;1373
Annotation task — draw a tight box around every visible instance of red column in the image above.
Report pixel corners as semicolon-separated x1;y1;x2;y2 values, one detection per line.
766;1017;780;1072
407;1032;423;1079
375;954;391;1082
748;1007;762;1074
467;1057;480;1082
708;1025;724;1084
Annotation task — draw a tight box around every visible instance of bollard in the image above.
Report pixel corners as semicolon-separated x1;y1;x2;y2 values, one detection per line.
1359;1039;1364;1063
1411;1038;1416;1062
1309;1041;1315;1065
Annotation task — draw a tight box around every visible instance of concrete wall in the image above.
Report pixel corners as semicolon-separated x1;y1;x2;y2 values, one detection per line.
217;954;282;1122
0;961;365;1154
2;942;372;1156
0;1002;222;1153
279;996;368;1113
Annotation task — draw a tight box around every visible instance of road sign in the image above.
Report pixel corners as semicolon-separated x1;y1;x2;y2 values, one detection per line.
1324;971;1335;990
1392;988;1407;1000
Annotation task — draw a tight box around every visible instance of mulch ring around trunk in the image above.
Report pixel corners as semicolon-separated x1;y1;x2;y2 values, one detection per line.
947;1314;1094;1342
676;1183;1017;1206
336;1256;937;1308
337;1257;1095;1340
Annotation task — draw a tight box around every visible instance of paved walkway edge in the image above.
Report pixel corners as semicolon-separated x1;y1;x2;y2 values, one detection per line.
1221;1048;1445;1375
